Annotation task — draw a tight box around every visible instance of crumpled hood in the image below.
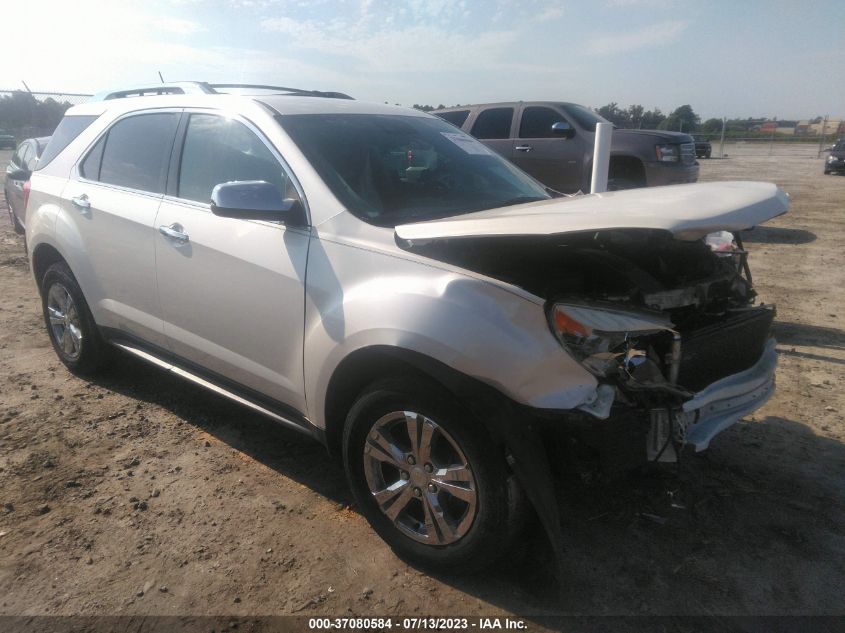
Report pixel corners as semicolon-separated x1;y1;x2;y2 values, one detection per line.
395;181;788;243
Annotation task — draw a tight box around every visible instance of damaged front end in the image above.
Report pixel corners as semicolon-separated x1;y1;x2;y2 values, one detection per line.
410;227;778;465
543;229;776;461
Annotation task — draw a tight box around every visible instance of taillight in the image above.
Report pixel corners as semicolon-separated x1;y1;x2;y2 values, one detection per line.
22;180;31;212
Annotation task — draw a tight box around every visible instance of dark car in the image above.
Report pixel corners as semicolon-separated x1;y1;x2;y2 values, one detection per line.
4;136;49;233
693;134;712;159
824;139;845;175
433;102;698;193
0;129;16;149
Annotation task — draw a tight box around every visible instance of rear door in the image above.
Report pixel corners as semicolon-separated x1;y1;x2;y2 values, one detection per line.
512;105;587;192
468;106;516;159
61;110;180;347
154;111;309;412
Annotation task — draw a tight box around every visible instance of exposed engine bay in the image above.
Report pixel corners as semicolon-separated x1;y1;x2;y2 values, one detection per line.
403;228;776;463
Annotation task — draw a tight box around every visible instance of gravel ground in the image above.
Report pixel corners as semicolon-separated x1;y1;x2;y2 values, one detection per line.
0;146;843;622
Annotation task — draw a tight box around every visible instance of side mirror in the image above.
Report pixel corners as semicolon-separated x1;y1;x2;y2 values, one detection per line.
210;181;305;225
7;167;31;181
551;121;576;139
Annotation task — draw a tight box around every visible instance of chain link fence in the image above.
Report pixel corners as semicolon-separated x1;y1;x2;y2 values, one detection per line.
0;89;92;143
690;117;842;159
692;135;834;159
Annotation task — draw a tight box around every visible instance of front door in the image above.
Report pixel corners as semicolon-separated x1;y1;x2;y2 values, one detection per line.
154;112;309;412
511;105;586;193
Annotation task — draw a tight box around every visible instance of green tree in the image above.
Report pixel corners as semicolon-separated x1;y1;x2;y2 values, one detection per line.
627;104;644;129
658;104;700;133
596;102;629;127
701;118;723;133
640;108;666;129
0;91;73;138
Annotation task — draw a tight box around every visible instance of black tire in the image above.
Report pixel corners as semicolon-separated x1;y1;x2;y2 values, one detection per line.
607;177;644;191
7;200;24;234
41;261;111;374
343;375;513;573
704;150;711;159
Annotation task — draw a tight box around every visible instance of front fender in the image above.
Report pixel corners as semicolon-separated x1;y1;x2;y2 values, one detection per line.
303;236;596;429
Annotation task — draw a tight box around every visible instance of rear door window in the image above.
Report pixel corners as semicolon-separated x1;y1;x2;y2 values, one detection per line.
177;113;288;204
97;113;179;193
470;108;514;139
435;110;470;128
519;107;567;138
36;115;99;169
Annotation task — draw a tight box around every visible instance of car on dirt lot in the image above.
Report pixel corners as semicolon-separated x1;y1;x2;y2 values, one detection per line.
23;83;787;572
432;102;699;192
824;139;845;175
0;129;16;149
4;136;50;234
693;134;712;159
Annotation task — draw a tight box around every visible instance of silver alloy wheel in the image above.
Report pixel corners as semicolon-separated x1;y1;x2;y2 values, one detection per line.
363;410;478;545
47;282;83;361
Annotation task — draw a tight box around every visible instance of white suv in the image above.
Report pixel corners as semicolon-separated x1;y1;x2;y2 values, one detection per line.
25;83;788;571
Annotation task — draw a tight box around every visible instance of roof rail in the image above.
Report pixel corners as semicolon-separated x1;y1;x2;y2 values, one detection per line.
207;84;354;99
90;81;353;102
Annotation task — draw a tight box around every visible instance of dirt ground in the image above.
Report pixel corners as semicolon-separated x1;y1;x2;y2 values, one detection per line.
0;145;844;623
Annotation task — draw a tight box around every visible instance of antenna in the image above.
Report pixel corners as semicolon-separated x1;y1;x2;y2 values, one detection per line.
158;71;165;84
21;80;32;93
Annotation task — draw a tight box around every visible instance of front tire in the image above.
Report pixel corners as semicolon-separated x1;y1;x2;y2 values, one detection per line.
41;262;111;374
343;376;512;573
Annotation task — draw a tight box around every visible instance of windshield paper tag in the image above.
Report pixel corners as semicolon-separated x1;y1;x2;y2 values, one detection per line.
440;132;492;155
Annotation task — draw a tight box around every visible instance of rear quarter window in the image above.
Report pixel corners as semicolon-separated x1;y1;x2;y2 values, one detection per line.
435;110;470;128
470;108;514;140
36;115;99;169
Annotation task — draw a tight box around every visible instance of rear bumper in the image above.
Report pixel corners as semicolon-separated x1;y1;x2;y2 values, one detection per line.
680;337;777;451
644;161;700;186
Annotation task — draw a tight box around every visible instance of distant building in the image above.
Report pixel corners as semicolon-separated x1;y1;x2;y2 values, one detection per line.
795;119;842;135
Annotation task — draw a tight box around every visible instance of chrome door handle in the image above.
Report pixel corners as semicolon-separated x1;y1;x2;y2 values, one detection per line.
71;194;91;210
515;145;533;152
159;223;189;244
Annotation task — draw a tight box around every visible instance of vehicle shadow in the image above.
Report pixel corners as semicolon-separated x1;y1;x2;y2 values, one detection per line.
740;226;817;244
86;356;845;618
87;353;350;505
429;415;845;617
772;321;845;351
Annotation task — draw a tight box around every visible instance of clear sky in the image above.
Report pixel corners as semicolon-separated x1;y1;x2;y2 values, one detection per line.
4;0;844;120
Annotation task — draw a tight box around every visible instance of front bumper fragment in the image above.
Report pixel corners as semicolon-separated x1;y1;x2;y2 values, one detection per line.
679;337;777;451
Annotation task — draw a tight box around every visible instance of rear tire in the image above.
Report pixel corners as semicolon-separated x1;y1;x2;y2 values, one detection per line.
41;262;111;375
343;375;514;573
7;203;24;234
607;177;644;191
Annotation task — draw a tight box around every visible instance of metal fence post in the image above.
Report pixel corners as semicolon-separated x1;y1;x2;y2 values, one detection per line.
719;117;726;158
817;115;828;158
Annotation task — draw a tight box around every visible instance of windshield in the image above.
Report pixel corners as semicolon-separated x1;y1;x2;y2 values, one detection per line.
834;141;845;152
559;104;609;132
277;113;549;226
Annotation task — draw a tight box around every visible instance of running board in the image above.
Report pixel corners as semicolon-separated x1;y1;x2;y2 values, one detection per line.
112;342;316;439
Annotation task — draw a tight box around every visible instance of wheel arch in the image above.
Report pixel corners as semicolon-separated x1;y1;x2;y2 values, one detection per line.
32;242;68;292
323;345;501;460
608;154;647;184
